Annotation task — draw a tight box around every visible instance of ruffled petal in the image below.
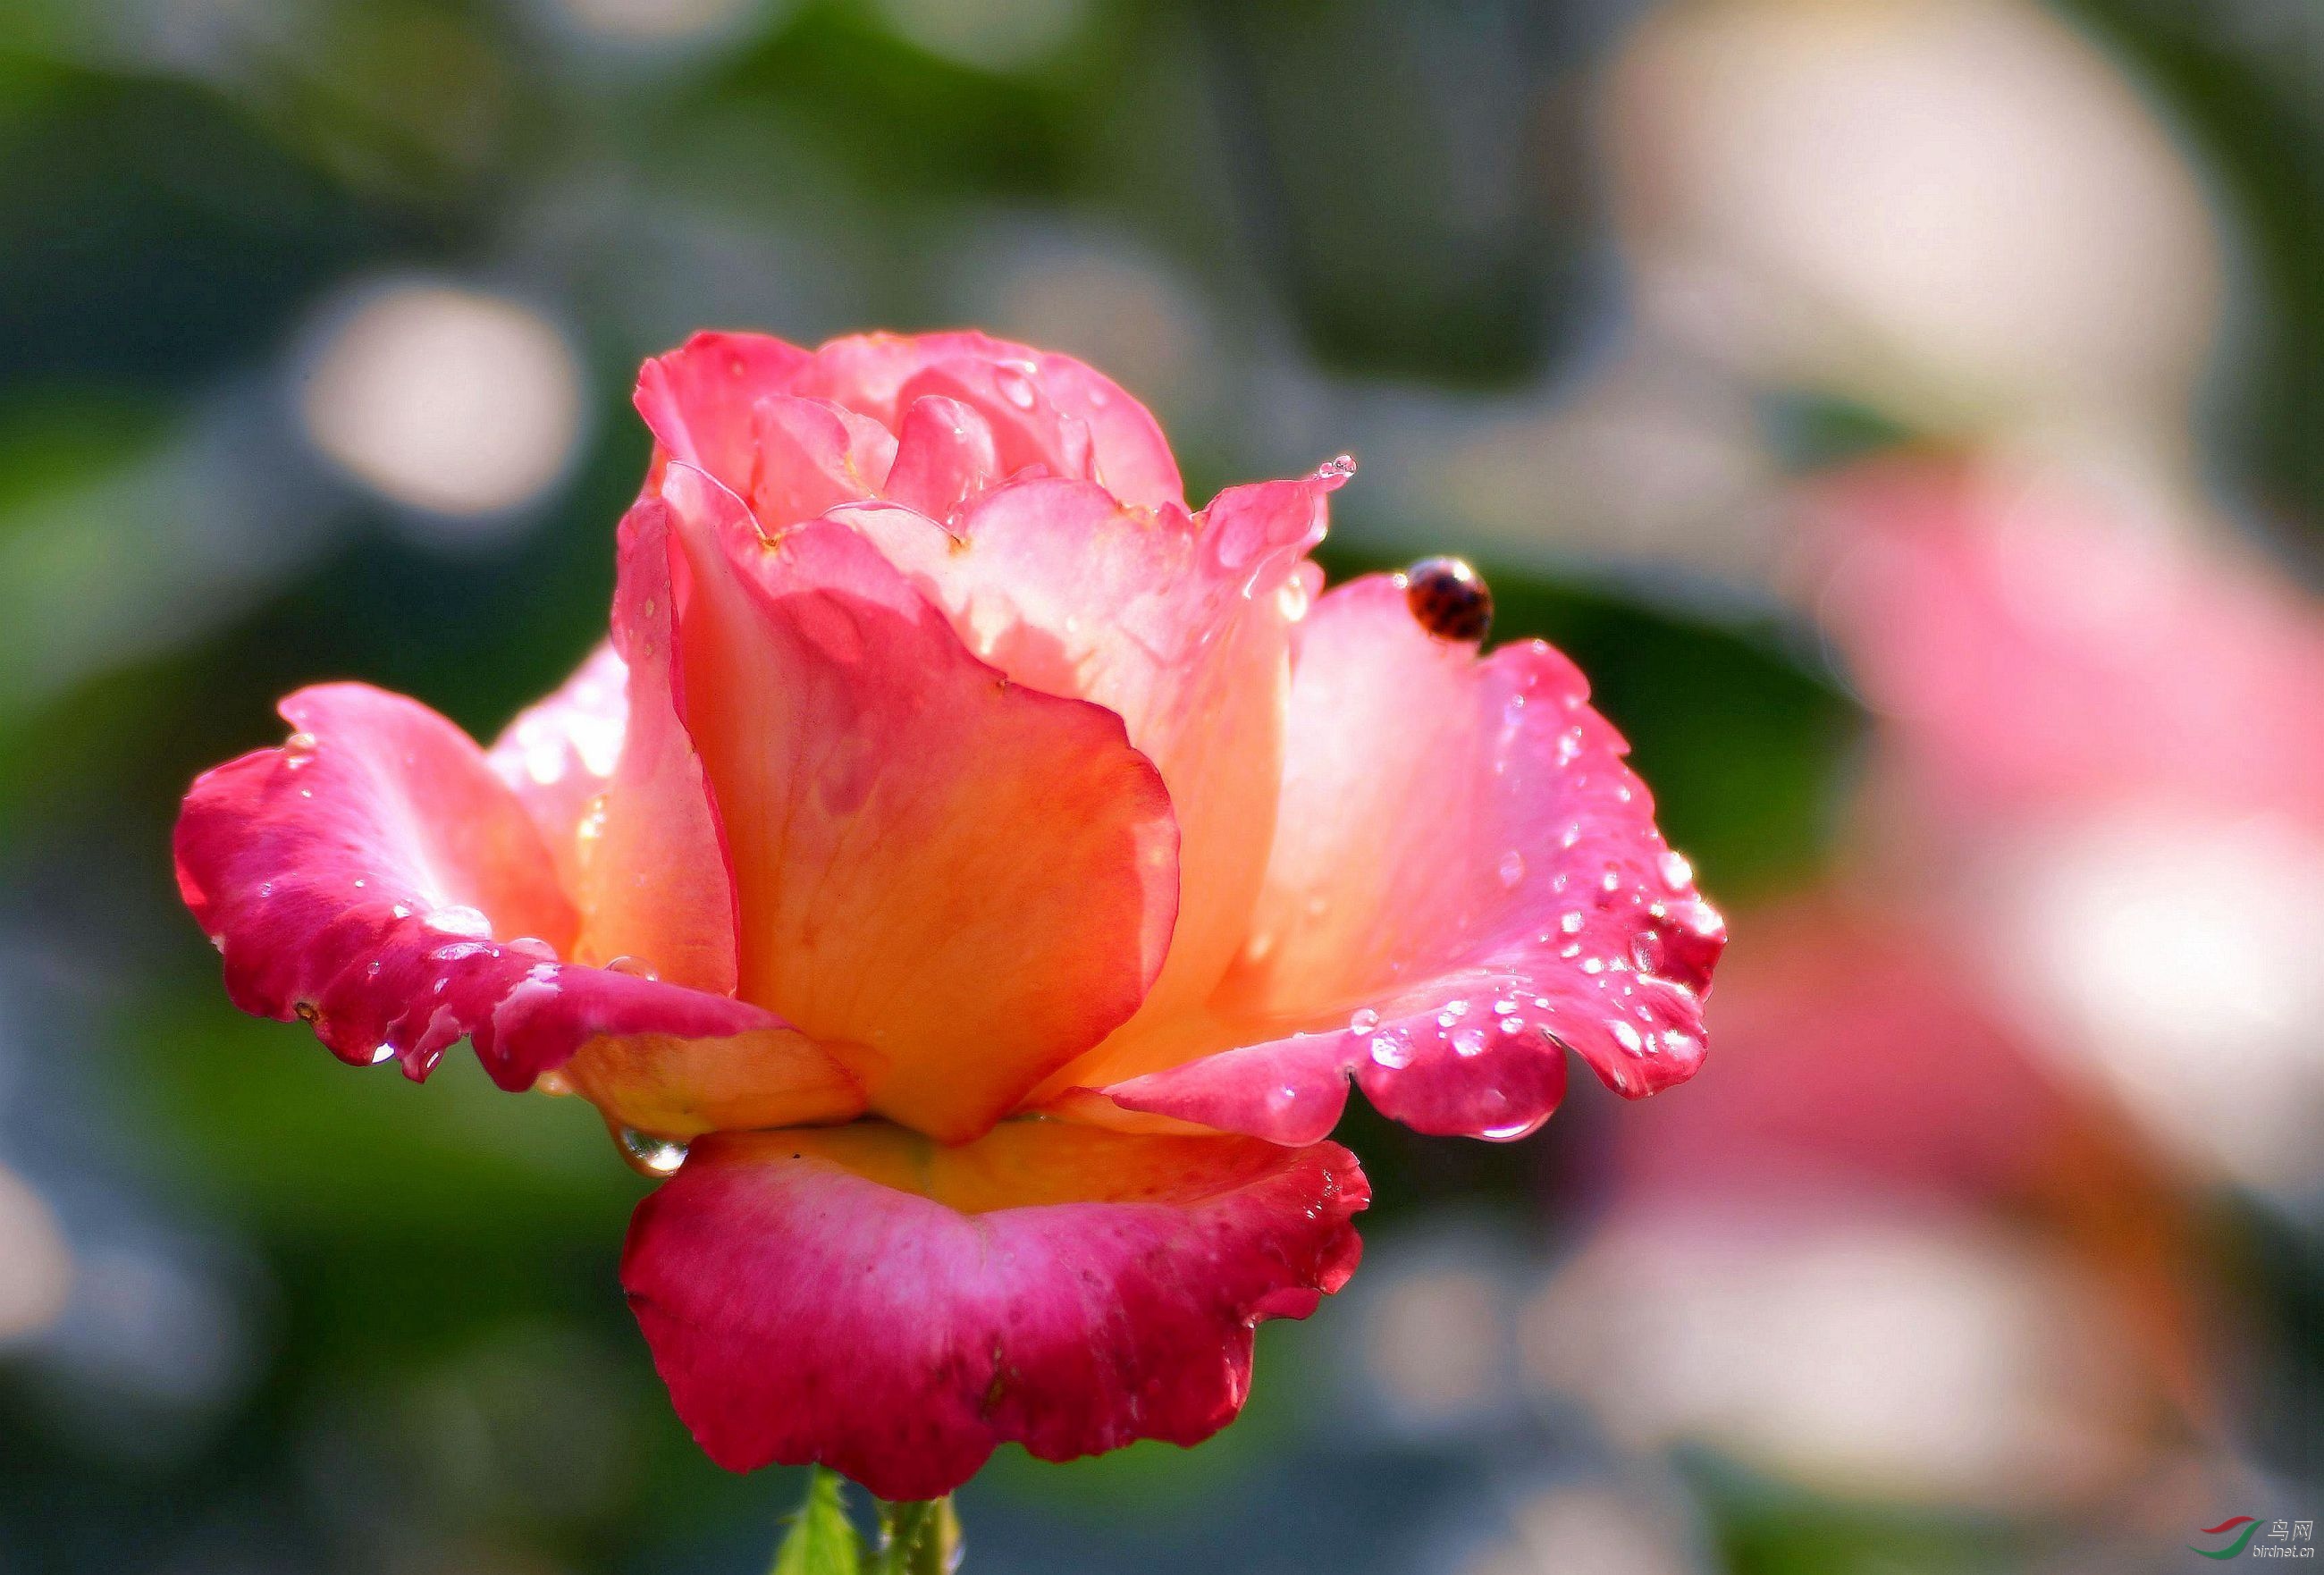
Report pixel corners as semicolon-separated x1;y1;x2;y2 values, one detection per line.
745;395;898;531
634;331;813;485
485;641;627;899
883;394;1000;521
1051;577;1723;1144
1029;348;1184;512
852;469;1335;1056
636;330;1184;517
173;685;854;1112
661;466;1180;1142
621;1120;1366;1500
893;355;1095;490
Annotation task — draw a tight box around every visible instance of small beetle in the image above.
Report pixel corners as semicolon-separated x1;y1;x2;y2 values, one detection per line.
1400;556;1492;643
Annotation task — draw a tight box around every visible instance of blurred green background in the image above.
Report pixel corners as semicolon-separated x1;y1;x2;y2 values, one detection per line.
0;0;2320;1571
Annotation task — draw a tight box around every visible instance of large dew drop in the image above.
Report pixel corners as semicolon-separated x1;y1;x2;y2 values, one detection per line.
618;1127;690;1178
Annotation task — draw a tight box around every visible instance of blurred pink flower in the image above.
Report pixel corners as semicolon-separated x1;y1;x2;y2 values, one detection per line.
1806;455;2324;1199
173;330;1721;1497
1807;459;2324;829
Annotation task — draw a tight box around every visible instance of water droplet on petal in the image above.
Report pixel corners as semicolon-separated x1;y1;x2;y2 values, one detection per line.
619;1127;690;1177
1452;1027;1486;1057
605;955;660;980
1368;1033;1412;1069
1482;1115;1546;1141
368;1043;399;1065
996;364;1040;409
1660;850;1696;890
1560;912;1584;935
1349;1006;1380;1032
1612;1021;1646;1056
1497;850;1526;889
1314;453;1356;484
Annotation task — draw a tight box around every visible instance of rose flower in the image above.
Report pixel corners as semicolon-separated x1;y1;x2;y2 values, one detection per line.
174;332;1722;1500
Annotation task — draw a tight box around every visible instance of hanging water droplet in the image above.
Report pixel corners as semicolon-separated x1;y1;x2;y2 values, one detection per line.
1313;453;1356;484
1481;1115;1545;1141
618;1127;690;1177
367;1043;399;1065
1496;850;1526;889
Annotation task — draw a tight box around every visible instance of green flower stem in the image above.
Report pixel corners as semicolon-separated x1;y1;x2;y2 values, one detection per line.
874;1495;961;1575
769;1468;962;1574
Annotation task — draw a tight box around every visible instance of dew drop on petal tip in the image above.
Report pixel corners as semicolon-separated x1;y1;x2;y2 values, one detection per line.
1314;453;1356;484
1660;851;1695;890
618;1128;690;1177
